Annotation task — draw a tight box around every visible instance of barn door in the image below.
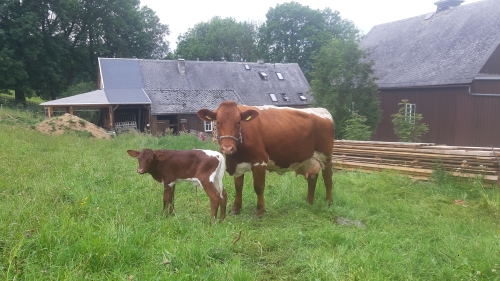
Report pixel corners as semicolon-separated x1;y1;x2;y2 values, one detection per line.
156;120;170;136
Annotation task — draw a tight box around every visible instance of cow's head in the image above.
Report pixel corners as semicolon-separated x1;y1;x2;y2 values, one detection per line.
197;101;259;155
127;149;167;174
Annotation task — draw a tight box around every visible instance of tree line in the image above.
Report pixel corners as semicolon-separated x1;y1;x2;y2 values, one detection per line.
0;0;381;139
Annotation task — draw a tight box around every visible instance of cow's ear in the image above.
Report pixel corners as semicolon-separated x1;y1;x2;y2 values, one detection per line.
127;150;139;158
154;152;168;162
240;109;259;122
197;109;216;122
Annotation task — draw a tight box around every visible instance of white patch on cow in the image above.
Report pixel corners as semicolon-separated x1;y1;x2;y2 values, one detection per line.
254;105;333;120
266;152;327;175
169;178;202;188
253;161;267;166
199;149;226;198
234;162;252;177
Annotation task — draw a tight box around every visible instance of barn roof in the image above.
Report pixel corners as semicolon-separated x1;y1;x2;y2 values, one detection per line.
42;58;311;110
360;0;500;88
148;89;242;114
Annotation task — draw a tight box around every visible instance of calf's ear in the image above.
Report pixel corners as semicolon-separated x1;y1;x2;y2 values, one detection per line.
154;152;168;162
241;109;259;122
197;109;216;122
127;150;139;158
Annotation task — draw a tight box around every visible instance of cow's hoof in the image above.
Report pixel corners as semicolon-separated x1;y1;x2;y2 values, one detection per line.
230;210;241;215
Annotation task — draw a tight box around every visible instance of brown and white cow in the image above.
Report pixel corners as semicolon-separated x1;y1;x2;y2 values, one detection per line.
197;101;334;218
127;148;227;222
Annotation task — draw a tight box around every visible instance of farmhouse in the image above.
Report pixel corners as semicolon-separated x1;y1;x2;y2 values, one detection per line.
361;0;500;147
40;58;312;136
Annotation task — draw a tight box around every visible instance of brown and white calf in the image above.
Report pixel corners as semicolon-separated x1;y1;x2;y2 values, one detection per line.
127;148;227;222
197;101;334;218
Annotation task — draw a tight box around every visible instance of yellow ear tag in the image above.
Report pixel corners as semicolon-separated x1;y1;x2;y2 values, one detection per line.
206;116;212;120
246;116;252;121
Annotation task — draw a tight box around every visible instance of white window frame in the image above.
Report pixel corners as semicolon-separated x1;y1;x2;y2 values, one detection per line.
204;121;213;132
405;103;416;124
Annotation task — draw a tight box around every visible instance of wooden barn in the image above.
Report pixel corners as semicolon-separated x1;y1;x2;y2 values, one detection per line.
361;0;500;147
40;58;312;136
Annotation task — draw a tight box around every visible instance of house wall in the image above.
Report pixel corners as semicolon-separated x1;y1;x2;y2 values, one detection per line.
371;85;500;147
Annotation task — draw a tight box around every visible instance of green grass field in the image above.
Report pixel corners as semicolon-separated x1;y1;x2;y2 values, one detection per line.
1;107;499;280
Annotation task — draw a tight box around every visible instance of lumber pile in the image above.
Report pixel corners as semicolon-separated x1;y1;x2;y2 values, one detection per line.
332;140;500;184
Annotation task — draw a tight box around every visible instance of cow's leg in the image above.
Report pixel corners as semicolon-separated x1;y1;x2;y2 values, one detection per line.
163;184;175;214
252;166;267;218
219;189;228;221
230;174;244;215
323;159;333;206
202;182;220;223
306;175;318;205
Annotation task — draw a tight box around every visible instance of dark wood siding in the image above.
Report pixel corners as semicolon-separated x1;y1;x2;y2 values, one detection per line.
372;86;500;147
479;44;500;74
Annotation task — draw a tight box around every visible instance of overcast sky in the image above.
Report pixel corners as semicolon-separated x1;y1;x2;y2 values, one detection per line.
139;0;483;50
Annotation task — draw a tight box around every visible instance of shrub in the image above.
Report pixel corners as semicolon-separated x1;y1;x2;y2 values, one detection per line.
391;99;428;142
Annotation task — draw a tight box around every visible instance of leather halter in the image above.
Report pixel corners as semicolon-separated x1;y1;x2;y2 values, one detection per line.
214;123;242;145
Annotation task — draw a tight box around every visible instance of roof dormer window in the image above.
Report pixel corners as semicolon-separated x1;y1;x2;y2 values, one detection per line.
244;64;250;70
298;93;307;101
259;71;268;80
281;93;290;102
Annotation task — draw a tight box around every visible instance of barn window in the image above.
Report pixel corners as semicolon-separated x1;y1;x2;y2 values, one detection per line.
204;121;213;132
405;103;416;124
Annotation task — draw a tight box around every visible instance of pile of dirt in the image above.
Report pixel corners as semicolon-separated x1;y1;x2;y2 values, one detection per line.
35;113;112;139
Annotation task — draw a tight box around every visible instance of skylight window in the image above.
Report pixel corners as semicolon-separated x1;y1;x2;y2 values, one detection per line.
244;64;250;70
280;93;290;102
298;93;307;101
259;71;268;80
269;93;278;102
276;72;284;80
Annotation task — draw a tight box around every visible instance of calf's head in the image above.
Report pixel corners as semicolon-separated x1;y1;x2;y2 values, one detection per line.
127;149;167;174
197;101;259;155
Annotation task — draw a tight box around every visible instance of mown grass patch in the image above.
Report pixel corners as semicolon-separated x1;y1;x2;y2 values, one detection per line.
1;108;499;280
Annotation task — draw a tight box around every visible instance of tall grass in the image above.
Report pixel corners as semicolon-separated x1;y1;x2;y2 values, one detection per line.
1;108;499;280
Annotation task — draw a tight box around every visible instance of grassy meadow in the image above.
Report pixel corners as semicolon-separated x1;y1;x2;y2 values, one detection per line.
1;107;499;280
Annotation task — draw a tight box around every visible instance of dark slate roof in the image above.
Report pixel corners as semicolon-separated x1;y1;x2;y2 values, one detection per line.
99;58;150;104
138;59;311;107
360;0;500;88
148;89;242;114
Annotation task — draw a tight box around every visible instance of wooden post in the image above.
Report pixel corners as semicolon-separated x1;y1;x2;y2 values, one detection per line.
69;106;74;115
109;105;114;130
47;107;53;118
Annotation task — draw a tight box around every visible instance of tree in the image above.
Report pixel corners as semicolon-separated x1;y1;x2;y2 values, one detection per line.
258;2;358;78
309;38;380;140
175;17;258;62
0;0;170;103
391;99;429;142
343;111;372;141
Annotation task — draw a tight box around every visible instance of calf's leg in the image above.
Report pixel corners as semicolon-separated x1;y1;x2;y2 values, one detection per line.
202;182;222;223
230;174;244;215
163;184;176;214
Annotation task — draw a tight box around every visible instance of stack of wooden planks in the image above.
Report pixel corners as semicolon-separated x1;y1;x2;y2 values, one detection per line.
332;140;500;184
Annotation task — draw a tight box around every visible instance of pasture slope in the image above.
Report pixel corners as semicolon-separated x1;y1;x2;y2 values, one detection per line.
1;107;499;280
